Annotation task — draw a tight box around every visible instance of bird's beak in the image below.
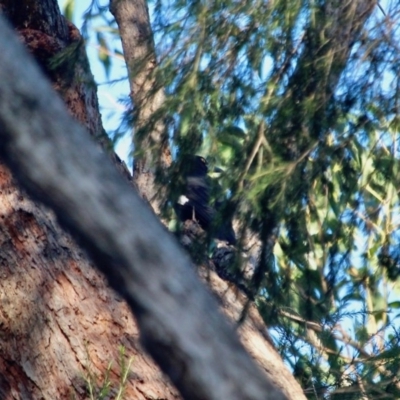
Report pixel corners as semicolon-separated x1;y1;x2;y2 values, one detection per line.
213;166;224;173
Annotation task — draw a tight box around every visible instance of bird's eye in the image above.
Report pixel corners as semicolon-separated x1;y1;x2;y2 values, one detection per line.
200;157;207;164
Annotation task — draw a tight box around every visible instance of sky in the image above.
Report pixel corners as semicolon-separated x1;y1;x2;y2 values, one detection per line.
61;0;394;168
58;0;133;166
51;0;400;382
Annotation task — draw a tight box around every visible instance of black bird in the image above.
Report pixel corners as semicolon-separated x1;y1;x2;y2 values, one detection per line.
174;155;236;245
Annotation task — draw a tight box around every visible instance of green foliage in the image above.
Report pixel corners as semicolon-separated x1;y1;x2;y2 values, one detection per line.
62;0;75;21
96;31;112;79
79;0;400;398
82;344;133;400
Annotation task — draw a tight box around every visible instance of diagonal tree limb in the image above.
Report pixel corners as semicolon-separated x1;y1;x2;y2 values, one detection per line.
0;15;290;400
271;0;377;158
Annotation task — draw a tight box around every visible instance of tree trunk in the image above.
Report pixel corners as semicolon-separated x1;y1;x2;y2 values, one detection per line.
0;1;305;399
0;2;178;399
110;0;171;213
0;163;179;400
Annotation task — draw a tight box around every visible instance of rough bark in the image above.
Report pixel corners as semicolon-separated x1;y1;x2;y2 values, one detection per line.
198;266;306;399
0;7;310;398
0;164;179;400
0;0;378;399
0;1;176;399
0;15;289;400
1;0;131;180
110;0;171;212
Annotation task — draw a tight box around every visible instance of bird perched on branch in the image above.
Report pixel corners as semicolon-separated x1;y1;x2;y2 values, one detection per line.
174;155;236;245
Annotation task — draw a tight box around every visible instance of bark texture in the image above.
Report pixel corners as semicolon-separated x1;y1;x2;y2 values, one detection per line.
110;0;171;212
0;1;177;399
0;15;291;400
0;0;378;399
0;164;178;400
198;266;306;399
0;2;306;399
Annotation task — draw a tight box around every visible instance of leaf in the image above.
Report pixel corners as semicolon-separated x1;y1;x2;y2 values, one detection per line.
388;301;400;309
62;0;75;22
96;32;111;79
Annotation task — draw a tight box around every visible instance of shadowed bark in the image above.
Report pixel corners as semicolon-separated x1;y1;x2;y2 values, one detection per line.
0;1;309;398
0;13;293;400
0;0;378;398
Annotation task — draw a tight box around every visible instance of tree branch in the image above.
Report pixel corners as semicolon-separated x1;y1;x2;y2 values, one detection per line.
0;15;288;400
110;0;171;212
